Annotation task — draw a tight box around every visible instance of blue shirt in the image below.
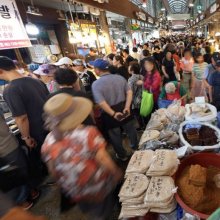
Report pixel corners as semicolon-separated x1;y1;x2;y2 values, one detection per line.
204;64;216;80
92;73;129;106
208;71;220;101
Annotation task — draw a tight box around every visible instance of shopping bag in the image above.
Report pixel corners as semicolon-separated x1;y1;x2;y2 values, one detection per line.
140;90;154;117
158;99;173;109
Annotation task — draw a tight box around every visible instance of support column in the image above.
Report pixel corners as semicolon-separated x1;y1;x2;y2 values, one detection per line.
99;11;112;54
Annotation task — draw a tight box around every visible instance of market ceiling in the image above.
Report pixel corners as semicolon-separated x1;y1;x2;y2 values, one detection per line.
166;0;189;14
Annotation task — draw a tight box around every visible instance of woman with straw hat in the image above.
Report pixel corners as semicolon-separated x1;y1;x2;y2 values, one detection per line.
41;93;122;218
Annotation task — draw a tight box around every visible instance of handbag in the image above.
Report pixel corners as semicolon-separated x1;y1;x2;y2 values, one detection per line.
140;90;154;117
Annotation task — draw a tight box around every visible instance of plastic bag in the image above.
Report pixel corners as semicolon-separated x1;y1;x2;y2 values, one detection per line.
140;90;154;117
158;99;173;109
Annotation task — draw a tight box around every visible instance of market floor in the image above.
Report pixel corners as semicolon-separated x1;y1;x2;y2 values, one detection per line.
30;137;137;220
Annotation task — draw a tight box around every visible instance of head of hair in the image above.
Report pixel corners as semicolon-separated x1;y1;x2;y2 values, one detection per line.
142;49;150;57
194;53;203;63
54;68;78;86
114;55;124;65
129;61;140;75
0;56;16;71
122;49;129;55
184;48;192;55
144;56;158;75
154;46;160;50
132;47;138;53
144;43;149;47
107;53;115;61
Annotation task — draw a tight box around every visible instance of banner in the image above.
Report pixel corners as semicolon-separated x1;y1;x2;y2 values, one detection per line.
0;0;31;50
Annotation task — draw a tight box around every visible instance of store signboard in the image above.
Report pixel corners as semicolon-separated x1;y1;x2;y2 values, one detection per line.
0;0;31;50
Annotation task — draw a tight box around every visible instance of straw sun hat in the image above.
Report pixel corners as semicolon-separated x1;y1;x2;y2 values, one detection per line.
44;93;92;132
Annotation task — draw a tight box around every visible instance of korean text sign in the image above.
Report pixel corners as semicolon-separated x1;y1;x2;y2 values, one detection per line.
0;0;31;50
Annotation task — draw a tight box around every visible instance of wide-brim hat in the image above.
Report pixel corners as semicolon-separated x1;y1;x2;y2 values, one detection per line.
44;93;92;132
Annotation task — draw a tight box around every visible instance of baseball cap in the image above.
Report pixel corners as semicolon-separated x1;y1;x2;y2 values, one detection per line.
72;59;86;67
33;64;57;76
54;57;73;66
90;59;109;70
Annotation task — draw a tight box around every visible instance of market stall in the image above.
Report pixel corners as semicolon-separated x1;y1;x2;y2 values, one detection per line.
118;100;220;220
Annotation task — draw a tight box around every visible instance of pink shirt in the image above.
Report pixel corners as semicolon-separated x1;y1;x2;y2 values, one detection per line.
180;57;194;73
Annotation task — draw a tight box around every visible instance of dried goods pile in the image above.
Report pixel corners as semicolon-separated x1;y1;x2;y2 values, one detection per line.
177;164;220;215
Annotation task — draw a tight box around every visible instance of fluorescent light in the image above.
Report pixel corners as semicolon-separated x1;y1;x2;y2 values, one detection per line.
161;8;166;11
215;32;220;37
142;3;147;8
25;22;39;35
189;3;194;7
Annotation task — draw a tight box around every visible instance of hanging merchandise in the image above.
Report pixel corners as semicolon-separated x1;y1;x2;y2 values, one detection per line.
131;23;141;30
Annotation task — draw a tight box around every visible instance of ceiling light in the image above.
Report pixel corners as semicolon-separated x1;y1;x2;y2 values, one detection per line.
189;3;194;7
198;10;202;14
161;8;166;11
26;5;42;16
215;32;220;37
25;22;39;35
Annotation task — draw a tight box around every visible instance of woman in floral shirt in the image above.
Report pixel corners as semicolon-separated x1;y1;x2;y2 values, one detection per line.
42;94;122;218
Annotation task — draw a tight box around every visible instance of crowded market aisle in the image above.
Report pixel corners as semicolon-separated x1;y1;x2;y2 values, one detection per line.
1;0;220;219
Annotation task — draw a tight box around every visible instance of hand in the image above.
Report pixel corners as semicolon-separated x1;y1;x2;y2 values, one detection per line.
25;138;37;148
165;74;169;79
136;80;143;86
114;112;124;121
123;107;130;117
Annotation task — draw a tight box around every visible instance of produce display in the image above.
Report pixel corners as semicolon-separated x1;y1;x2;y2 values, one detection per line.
185;103;217;122
119;150;178;219
177;164;220;215
121;100;220;219
183;125;218;146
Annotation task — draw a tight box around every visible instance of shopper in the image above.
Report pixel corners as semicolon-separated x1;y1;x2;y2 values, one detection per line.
180;49;194;92
208;62;220;110
85;47;98;64
128;62;144;130
142;57;162;107
192;42;202;57
91;59;138;161
0;112;31;209
33;64;59;93
153;46;163;66
72;59;96;96
42;94;122;219
162;51;177;84
191;53;208;100
122;49;135;66
131;47;141;62
107;53;118;74
204;52;220;101
0;56;49;187
49;68;94;125
113;55;129;80
204;46;212;64
159;81;187;106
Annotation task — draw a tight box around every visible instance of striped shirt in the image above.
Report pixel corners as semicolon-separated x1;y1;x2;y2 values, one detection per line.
193;62;208;80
